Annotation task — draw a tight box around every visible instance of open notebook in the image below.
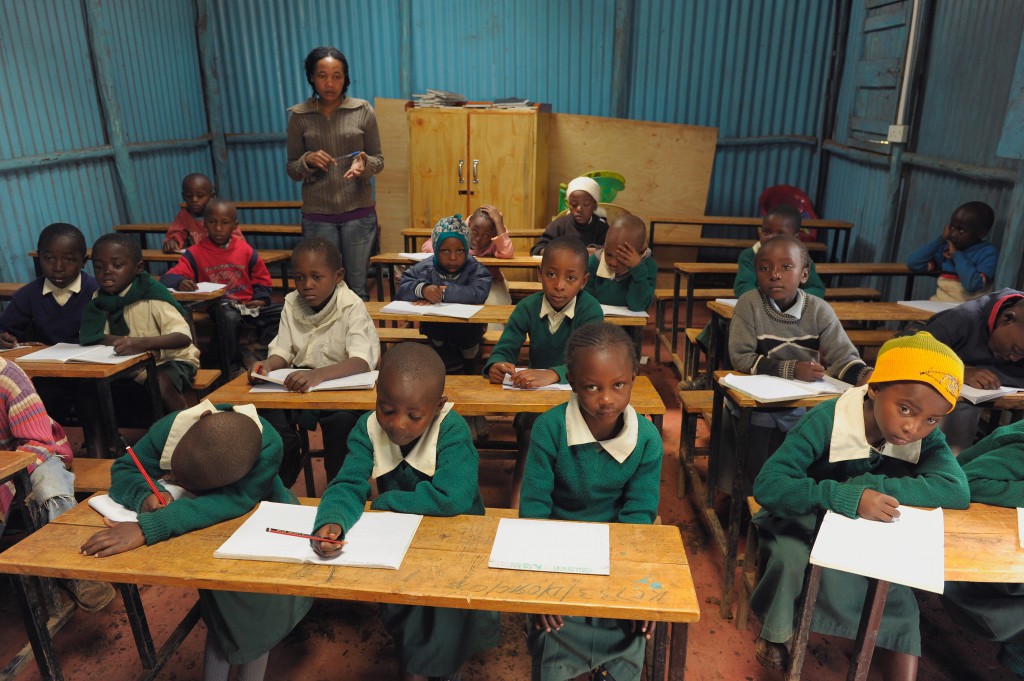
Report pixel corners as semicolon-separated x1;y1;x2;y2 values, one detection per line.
502;369;572;391
959;385;1024;405
249;369;378;393
380;300;482;319
17;343;146;364
214;502;422;569
600;305;648;318
719;373;851;403
488;517;610;575
810;507;945;593
87;484;190;522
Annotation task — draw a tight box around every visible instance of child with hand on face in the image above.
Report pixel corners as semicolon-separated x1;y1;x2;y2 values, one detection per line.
907;201;998;303
161;199;281;362
311;343;500;681
162;173;245;253
80;404;312;681
484;236;604;505
531;177;609;255
398;215;492;373
520;323;662;681
250;238;379;485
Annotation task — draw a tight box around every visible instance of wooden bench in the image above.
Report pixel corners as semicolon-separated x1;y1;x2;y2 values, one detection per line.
649;215;854;262
72;458;113;494
678;389;714;498
115;223;303;250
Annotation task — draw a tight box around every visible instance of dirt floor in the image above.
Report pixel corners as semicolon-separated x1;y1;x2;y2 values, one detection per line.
0;322;1018;680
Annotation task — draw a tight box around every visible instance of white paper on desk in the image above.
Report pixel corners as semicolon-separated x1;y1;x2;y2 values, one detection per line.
719;373;851;403
600;305;649;318
380;300;482;319
87;484;190;522
214;501;422;569
502;368;572;391
0;344;31;353
249;369;378;392
489;517;610;575
714;298;739;307
1018;508;1024;549
397;252;432;262
192;282;227;293
17;343;146;364
810;507;945;593
959;385;1024;405
897;300;960;314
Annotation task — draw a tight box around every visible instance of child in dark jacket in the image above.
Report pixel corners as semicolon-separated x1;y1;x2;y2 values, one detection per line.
397;215;492;373
907;201;998;303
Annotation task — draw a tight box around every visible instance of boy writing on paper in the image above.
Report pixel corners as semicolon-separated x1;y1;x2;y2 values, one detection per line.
81;403;312;681
749;333;970;680
311;342;500;681
250;237;379;486
942;420;1024;677
907;201;998;303
720;234;871;490
397;215;492;373
484;236;604;506
520;323;662;681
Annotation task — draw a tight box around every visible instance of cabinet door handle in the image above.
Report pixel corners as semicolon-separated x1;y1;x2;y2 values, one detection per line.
472;160;479;184
457;160;465;184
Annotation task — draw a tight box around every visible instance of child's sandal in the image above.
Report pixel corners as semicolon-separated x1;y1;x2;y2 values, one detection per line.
755;637;789;671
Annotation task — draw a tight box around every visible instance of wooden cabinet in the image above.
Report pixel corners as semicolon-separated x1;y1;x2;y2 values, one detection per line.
407;104;549;233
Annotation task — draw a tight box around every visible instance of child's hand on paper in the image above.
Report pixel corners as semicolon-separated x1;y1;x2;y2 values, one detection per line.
793;361;825;382
248;362;269;385
311;523;345;558
284;368;325;393
112;336;147;355
488;362;516;384
80;518;146;557
421;285;445;304
0;331;17;349
965;367;1001;390
533;614;564;632
177;279;198;292
510;368;559;389
162;238;182;254
857;489;901;523
141;491;173;512
631;619;655;640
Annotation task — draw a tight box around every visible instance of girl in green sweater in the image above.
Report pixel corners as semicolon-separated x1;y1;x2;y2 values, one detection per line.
311;342;499;681
750;332;970;681
520;323;663;681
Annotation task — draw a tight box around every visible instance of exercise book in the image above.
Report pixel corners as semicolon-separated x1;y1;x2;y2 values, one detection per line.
960;385;1024;405
600;305;649;318
88;484;190;522
380;300;483;319
489;517;610;575
502;369;572;391
18;343;146;364
719;373;851;403
249;369;378;393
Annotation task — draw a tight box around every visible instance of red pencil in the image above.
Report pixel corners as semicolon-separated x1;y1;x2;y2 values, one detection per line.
120;436;166;507
266;527;345;545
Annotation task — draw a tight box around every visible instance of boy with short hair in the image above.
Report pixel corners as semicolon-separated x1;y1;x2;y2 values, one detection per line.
161;199;281;362
163;173;216;253
80;233;200;414
734;204;826;299
907;201;998;302
81;403;312;681
750;332;970;678
312;343;499;681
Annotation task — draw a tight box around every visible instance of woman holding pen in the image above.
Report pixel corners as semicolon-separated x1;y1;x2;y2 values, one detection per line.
286;46;384;300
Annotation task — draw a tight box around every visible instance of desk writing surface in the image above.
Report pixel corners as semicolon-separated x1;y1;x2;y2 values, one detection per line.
29;249;293;265
371;253;541;268
652;216;852;230
364;302;645;326
115;223;303;236
0;281;224;303
712;371;840;409
206;374;666;415
0;502;700;622
672;262;913;277
0;450;37;482
707;300;933;323
8;345;153;379
400;228;545;238
943;505;1024;583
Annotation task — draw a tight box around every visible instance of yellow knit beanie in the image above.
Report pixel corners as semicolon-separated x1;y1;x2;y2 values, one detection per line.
868;332;963;411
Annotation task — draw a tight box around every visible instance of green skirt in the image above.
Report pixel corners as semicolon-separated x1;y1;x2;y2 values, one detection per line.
751;510;922;656
199;589;314;665
943;581;1024;644
526;615;647;681
379;603;501;676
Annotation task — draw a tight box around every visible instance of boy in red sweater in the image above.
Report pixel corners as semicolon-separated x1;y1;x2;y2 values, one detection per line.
162;199;281;364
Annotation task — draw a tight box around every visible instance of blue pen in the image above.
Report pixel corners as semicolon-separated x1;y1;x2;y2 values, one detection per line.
333;150;363;163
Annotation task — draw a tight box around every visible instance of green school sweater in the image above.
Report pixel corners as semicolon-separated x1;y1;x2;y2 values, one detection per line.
584;254;657;311
958;420;1024;506
108;407;290;544
734;245;827;299
752;398;970;519
314;409;485;535
519;403;663;524
482;291;604;383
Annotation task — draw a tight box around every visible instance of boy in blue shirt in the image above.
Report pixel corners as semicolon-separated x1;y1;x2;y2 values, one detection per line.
907;201;998;302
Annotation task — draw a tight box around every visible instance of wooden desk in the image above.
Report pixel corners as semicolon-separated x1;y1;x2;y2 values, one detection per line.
207;373;666;417
365;301;647;327
0;450;39;532
0;500;699;681
8;346;163;458
114;223;303;249
401;228;545;252
0;281;225;305
370;253;542;301
649;216;854;262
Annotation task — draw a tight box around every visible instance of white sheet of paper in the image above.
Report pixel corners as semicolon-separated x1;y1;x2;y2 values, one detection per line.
0;344;31;353
398;252;432;261
502;368;572;391
193;282;228;293
714;298;739;307
600;305;649;318
897;300;959;314
489;517;610;575
87;484;190;522
248;369;378;393
17;343;145;364
959;385;1022;405
380;300;482;319
213;502;422;569
719;373;850;403
810;507;945;593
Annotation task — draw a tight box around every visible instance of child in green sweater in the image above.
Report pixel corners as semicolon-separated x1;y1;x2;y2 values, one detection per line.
520;323;663;681
942;420;1024;676
485;235;604;506
750;332;970;680
81;402;312;681
311;342;499;681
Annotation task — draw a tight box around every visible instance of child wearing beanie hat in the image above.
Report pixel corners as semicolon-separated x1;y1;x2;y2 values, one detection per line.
531;176;610;255
748;332;970;676
396;214;493;373
81;401;312;681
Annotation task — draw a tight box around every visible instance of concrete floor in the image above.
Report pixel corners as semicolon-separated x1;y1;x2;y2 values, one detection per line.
0;325;1018;680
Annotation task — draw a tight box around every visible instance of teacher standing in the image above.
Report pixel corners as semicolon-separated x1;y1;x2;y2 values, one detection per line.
286;46;383;301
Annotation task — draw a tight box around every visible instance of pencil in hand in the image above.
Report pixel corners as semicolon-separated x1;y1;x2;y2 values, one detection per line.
266;527;346;545
119;435;166;507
